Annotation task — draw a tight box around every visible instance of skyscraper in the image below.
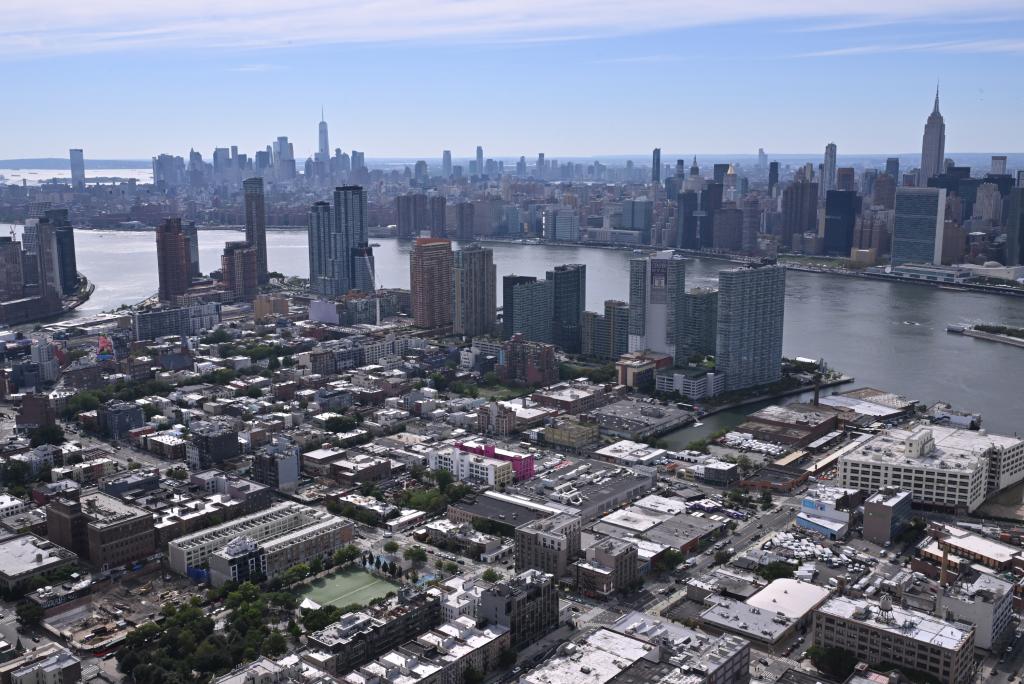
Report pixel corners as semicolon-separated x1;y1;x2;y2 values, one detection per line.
396;193;428;239
582;300;629;361
508;279;553;344
155;218;191;303
991;155;1008;176
307;201;338;296
821;142;838;198
243;178;268;284
476;146;484;177
455;202;475;241
33;219;63;306
873;174;897;210
548;264;586;353
442;150;453;177
1006;188;1024;267
716;264;785;391
680;288;718;360
452;244;496;338
69;149;85;191
317;114;330;161
334;185;369;292
919;87;946;186
768;161;779;196
891;187;946;266
823;190;861;257
428;196;447;238
221;241;259;301
628;250;686;360
781;181;818;248
0;236;24;301
676;191;699;249
502;275;536;339
45;209;78;295
181;221;201;278
885;157;901;183
409;238;453;329
836;167;856;192
651;148;661;183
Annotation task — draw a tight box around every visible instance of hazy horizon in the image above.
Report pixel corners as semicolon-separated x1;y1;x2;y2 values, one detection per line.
4;1;1024;159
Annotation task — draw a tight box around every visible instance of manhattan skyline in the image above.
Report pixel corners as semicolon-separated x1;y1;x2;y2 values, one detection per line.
4;1;1024;158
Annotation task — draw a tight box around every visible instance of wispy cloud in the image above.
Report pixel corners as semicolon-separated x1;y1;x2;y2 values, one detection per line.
227;64;283;73
591;54;680;65
1;0;1022;59
795;38;1024;58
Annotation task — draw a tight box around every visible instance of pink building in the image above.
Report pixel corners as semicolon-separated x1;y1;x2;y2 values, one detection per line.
455;440;535;481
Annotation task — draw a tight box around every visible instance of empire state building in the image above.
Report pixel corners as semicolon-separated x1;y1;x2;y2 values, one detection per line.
919;86;946;186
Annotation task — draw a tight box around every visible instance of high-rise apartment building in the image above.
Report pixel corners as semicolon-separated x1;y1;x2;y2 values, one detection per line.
396;193;428;239
768;161;779;195
331;184;368;292
69;148;85;190
243;177;268;284
547;264;586;353
628;250;686;361
651;148;661;183
221;241;259;301
873;173;897;210
1007;188;1024;267
836;167;856;192
508;279;553;344
920;88;946;186
452;244;496;338
502;275;536;339
891;187;947;266
307;201;337;296
428;195;447;238
716;264;785;391
0;237;24;301
582;300;629;361
991;155;1008;176
410;238;453;329
821;142;838;198
155;218;191;302
455;202;475;241
476;146;484;177
478;570;559;650
680;287;718;359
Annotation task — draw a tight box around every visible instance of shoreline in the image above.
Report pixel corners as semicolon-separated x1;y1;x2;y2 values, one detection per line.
699;375;856;419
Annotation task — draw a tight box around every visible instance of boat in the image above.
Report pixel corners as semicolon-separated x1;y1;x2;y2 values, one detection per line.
946;325;965;334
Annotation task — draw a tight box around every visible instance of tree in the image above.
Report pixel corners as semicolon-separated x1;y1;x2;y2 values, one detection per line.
16;602;43;627
166;466;188;480
756;561;796;581
325;415;358;433
713;550;732;566
309;557;323;576
435;468;454;494
29;424;64;447
654;549;685;572
807;646;859;680
403;547;428;566
444;561;459;574
481;568;501;583
383;540;400;554
263;630;287;657
760;490;773;510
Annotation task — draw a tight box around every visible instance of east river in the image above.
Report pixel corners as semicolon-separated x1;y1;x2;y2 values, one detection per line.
6;225;1024;437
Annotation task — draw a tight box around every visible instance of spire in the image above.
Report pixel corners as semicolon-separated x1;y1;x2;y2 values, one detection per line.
321;105;325;122
933;82;940;114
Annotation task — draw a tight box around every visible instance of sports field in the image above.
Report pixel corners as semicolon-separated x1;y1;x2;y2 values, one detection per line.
300;568;397;608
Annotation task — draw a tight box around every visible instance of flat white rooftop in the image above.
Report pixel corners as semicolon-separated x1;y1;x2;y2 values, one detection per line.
746;578;831;620
818;595;973;651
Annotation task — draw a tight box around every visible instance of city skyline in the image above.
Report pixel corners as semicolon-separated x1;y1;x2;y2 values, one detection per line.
4;2;1024;158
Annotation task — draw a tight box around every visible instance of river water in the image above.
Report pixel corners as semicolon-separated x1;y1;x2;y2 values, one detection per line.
5;225;1023;436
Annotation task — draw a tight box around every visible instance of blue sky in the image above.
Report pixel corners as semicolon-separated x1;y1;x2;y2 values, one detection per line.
4;0;1023;159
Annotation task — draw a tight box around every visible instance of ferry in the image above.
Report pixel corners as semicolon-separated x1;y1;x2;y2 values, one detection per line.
946;325;965;334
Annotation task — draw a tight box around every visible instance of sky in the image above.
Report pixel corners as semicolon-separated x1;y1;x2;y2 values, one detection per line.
4;0;1024;160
